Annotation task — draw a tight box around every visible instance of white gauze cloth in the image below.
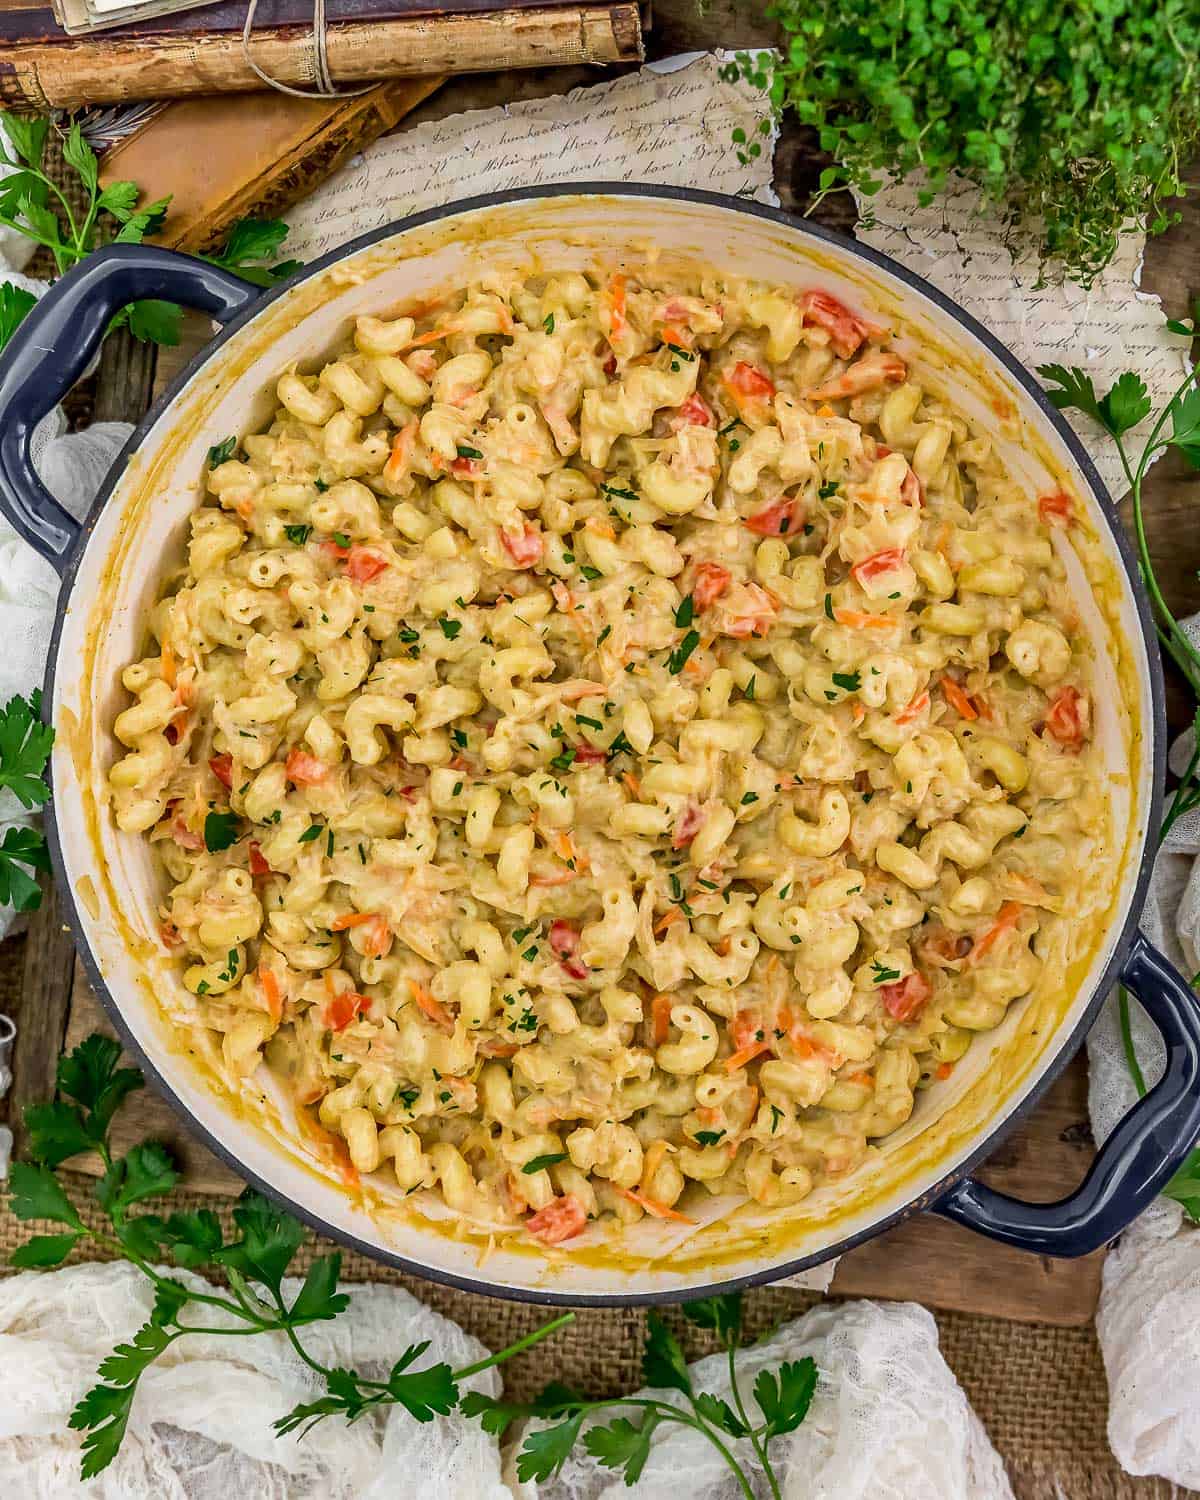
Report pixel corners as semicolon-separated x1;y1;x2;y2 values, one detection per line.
1087;619;1200;1490
0;246;133;942
0;1259;511;1499
518;1299;1012;1500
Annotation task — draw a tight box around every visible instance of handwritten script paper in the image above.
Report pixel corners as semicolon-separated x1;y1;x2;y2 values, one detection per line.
283;54;777;264
853;175;1192;497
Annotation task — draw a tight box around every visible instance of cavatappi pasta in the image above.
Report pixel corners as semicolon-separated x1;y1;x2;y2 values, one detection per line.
108;266;1101;1248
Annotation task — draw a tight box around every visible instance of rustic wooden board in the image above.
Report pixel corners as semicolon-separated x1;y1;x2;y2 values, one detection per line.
65;964;1103;1325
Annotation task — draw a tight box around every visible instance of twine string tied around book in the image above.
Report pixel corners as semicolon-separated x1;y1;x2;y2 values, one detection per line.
241;0;375;99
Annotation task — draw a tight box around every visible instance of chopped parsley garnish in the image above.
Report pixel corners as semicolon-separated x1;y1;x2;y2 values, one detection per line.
745;675;756;700
522;1152;568;1174
575;713;603;730
284;523;312;546
694;1129;726;1147
667;629;701;675
824;592;835;621
314;477;329;492
770;1105;784;1134
665;343;695;360
451;728;468;747
543;313;555;334
600;482;637;501
522;946;539;962
438;617;462;640
398;627;420;643
818;481;840;499
203;811;239;852
718;418;744;437
456;444;484;460
395;1086;419;1109
332;532;350;549
597;624;612;646
674;594;695;628
297;823;322;844
207;435;237;467
871;960;902;985
549;747;577;772
452;781;463;797
580;565;602;580
740;792;759;806
607;730;633;758
832;671;861;692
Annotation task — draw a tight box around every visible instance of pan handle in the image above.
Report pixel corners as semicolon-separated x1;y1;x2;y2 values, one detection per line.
0;243;259;576
934;931;1200;1256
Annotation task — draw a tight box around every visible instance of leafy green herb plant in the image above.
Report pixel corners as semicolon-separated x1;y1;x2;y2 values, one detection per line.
10;1035;818;1485
0;690;53;911
0;112;297;353
1039;320;1200;1220
729;0;1200;285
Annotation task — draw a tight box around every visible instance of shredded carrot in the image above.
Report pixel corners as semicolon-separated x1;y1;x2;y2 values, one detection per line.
848;1070;874;1088
654;907;683;934
587;517;618;542
330;911;376;930
258;965;282;1022
817;403;835;418
160;641;176;687
651;993;674;1046
606;272;628;338
617;1186;695;1224
940;677;978;721
529;867;576;888
724;1039;771;1073
894;688;931;726
622;771;641;798
852;701;866;724
641;1139;670;1188
715;935;732;957
834;607;899;631
936;1061;955;1081
408;978;454;1032
969;902;1024;964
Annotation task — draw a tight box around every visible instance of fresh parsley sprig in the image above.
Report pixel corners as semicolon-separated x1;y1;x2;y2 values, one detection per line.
1039;332;1200;1223
8;1034;574;1480
464;1294;816;1497
0;112;297;353
0;689;53;912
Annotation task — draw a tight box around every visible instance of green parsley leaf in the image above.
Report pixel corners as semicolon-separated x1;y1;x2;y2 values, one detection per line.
870;959;902;984
693;1129;726;1146
522;1151;568;1174
515;1410;587;1483
1164;1145;1200;1223
753;1356;818;1438
584;1411;661;1483
543;312;555;333
456;444;484;461
680;1292;742;1342
438;617;462;639
694;1391;749;1436
0;823;49;911
10;1230;80;1267
818;480;840;499
125;299;183;346
207;435;237;468
70;1380;139;1480
97;1141;178;1218
824;592;835;620
284;523;312;545
831;670;861;692
207;218;300;286
297;823;322;843
289;1252;350;1322
580;565;602;580
0;690;53;808
667;629;701;675
23;1100;92;1168
9;1160;85;1229
203;810;240;852
642;1312;692;1395
1038;364;1151;438
675;594;695;628
1170;378;1200;469
0;280;36;353
215;1188;306;1293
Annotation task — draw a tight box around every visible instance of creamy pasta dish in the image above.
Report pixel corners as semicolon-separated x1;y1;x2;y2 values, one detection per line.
108;264;1101;1249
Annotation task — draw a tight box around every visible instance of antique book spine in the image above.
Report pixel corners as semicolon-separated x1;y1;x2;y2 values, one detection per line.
98;78;445;252
0;3;643;108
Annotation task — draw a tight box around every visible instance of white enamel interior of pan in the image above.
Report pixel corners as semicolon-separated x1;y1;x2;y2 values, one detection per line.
49;192;1156;1298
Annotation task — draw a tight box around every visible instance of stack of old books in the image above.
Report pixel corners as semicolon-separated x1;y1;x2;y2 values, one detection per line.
0;0;643;107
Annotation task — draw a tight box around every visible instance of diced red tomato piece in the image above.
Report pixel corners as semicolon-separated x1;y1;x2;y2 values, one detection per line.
672;801;704;849
160;920;184;949
323;990;369;1031
500;525;544;568
526;1194;587;1245
169;816;204;852
800;289;875;360
1043;685;1087;749
573;744;607;765
724;361;776;400
248;841;272;876
1039;491;1074;528
319;539;351;562
692;562;732;611
744;495;803;537
851;548;906;586
345;546;388;583
880;971;930;1022
286;748;329;785
893;689;931;727
451;457;483;478
721;581;779;639
549;919;588;980
208;753;233;788
671;392;715;429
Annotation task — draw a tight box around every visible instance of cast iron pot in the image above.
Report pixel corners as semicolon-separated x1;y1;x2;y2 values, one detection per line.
1;185;1198;1306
